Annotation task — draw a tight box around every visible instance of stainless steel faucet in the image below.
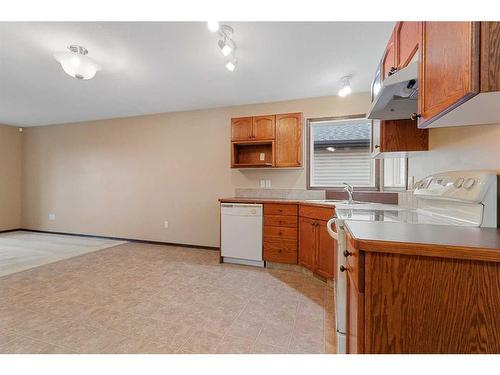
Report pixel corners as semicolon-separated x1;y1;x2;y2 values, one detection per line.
343;182;354;203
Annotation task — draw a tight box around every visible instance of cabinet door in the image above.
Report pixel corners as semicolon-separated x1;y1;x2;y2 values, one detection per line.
346;271;364;354
298;217;316;271
252;115;275;140
418;22;480;127
315;220;336;279
382;31;396;79
275;113;303;167
395;21;420;69
231;117;253;141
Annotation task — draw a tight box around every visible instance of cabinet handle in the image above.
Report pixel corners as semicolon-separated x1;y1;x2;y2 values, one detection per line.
340;265;347;273
343;250;352;257
374;145;380;149
388;67;397;76
410;113;421;121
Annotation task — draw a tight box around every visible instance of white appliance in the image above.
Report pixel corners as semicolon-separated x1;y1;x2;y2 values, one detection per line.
327;170;498;354
221;203;264;267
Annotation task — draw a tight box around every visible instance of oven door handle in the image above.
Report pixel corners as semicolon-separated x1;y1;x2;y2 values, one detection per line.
326;218;338;240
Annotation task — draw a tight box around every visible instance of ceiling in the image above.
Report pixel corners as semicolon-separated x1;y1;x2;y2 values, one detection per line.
0;22;394;127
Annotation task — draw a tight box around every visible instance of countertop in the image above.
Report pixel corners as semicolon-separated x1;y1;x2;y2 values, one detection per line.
218;197;402;211
219;197;337;209
344;220;500;262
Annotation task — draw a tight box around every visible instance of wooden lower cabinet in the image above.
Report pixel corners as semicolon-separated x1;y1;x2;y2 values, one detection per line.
298;217;316;270
346;271;364;354
345;235;500;353
263;204;298;264
315;220;336;279
298;204;336;279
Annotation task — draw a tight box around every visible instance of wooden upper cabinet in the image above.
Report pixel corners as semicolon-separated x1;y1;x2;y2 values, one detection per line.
395;21;420;69
275;113;303;167
252;115;275;140
480;22;500;92
298;217;316;270
315;220;336;279
231;117;253;141
382;31;396;79
418;22;480;127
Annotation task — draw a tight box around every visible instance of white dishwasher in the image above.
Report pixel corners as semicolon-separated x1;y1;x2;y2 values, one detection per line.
221;203;264;267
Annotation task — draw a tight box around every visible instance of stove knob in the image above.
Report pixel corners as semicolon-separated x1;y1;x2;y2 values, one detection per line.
453;177;464;188
463;178;476;190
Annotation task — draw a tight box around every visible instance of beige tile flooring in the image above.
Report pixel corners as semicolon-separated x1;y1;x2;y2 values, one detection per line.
0;242;336;354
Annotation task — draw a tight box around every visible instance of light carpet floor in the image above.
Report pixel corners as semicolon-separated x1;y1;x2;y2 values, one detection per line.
0;231;125;277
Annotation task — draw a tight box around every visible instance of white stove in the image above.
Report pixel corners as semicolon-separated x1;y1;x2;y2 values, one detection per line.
328;170;498;354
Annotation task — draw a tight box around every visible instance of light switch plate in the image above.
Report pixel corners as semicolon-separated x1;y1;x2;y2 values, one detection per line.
164;221;169;229
259;152;265;161
48;213;56;221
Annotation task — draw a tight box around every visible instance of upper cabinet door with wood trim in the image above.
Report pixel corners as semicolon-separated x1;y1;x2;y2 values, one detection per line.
480;22;500;92
275;113;303;167
418;22;480;127
252;115;275;140
395;21;420;69
231;117;253;141
382;31;396;79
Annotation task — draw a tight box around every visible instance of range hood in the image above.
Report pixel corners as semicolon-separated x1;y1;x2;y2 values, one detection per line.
367;61;418;120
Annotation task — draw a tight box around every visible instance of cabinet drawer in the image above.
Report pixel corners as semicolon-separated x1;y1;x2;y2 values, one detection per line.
346;235;364;292
264;215;298;228
263;238;297;264
264;203;298;216
264;226;297;240
299;204;335;221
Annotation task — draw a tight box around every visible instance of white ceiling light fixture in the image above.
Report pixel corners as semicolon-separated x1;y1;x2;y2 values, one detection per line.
207;22;239;71
225;58;237;72
207;21;220;32
338;75;352;97
54;45;101;80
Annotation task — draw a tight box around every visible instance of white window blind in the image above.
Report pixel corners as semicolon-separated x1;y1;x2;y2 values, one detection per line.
309;118;375;188
383;158;407;188
312;149;374;187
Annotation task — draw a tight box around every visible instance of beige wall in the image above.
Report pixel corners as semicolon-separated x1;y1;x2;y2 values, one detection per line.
408;123;500;180
0;124;22;231
21;93;371;247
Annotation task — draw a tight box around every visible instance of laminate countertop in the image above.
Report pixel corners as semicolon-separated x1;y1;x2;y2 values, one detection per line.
218;198;401;211
218;197;337;209
344;220;500;263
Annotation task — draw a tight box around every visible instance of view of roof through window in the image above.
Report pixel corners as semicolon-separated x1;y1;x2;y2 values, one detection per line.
310;118;374;188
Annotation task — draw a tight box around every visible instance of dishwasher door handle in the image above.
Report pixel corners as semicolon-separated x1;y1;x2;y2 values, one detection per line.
327;218;338;240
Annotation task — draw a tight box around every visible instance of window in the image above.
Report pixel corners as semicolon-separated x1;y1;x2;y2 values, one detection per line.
308;116;408;190
383;158;407;189
308;116;376;188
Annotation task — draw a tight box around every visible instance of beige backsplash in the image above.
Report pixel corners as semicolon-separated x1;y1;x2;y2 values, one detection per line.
235;188;325;200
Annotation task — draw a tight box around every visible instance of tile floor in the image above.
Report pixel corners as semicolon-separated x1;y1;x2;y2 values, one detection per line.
0;242;336;354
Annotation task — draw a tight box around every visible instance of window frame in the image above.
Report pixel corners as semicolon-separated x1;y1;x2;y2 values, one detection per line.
306;114;380;191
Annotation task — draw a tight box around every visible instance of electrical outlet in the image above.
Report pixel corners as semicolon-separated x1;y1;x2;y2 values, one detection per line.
48;213;56;221
260;179;266;188
265;179;271;188
259;152;265;161
164;221;169;229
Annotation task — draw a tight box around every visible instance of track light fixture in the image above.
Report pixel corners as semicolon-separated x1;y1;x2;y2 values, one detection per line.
207;21;239;72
